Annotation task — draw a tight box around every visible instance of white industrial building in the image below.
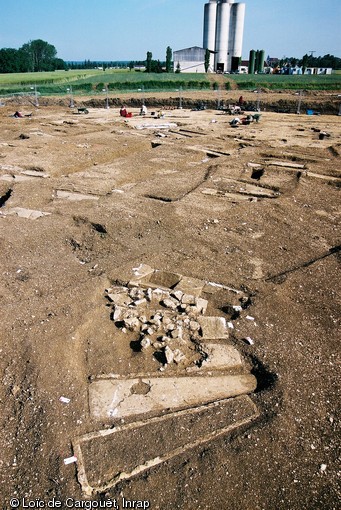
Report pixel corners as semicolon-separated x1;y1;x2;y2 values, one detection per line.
174;0;246;74
173;47;207;73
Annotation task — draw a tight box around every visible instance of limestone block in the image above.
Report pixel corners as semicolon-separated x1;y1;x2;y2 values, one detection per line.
113;306;124;321
174;276;205;297
107;293;130;307
171;290;184;302
182;294;197;305
123;317;141;332
198;316;228;340
195;297;208;315
164;346;174;364
200;344;242;370
162;298;178;310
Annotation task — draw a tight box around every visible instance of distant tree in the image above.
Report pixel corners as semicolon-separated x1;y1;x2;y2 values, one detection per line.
154;59;163;73
301;54;309;74
0;48;22;73
146;51;152;73
20;39;58;72
175;61;181;73
53;58;67;71
0;40;65;73
204;49;211;73
166;46;172;73
128;61;134;71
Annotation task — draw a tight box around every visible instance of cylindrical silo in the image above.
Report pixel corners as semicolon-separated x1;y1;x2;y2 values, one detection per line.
249;49;255;74
229;2;246;71
214;0;231;73
255;50;260;74
203;1;218;71
258;49;265;73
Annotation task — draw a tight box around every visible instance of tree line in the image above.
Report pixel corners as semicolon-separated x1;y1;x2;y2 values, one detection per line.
274;54;341;71
0;40;66;73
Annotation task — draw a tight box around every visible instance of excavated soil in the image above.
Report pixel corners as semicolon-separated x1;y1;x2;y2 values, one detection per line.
0;91;340;509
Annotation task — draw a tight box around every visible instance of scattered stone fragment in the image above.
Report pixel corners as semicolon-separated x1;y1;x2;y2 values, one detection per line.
113;307;124;321
233;305;243;312
195;297;208;314
140;337;151;350
129;288;145;300
173;349;186;364
123;317;140;332
189;320;200;332
153;341;166;349
170;327;182;339
164;323;175;332
182;294;196;305
244;337;254;345
162;298;178;310
134;298;147;306
164;346;174;364
171;290;184;302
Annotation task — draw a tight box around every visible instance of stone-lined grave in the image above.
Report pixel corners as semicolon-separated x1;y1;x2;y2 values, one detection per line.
73;265;259;496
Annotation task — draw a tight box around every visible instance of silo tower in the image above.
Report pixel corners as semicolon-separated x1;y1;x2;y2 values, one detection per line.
203;0;246;73
203;0;218;71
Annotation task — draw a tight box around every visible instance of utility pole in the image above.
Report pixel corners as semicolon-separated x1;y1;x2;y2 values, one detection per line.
296;90;303;114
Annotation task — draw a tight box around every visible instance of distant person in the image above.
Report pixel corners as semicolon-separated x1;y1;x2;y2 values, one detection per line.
241;114;253;125
140;104;147;116
230;117;241;127
120;106;128;117
13;111;23;118
238;96;244;106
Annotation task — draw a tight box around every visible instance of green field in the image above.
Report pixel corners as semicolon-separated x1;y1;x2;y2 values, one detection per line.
231;73;341;90
0;69;340;96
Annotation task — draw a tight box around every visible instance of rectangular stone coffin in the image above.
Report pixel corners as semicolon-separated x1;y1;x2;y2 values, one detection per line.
89;374;257;420
73;395;259;497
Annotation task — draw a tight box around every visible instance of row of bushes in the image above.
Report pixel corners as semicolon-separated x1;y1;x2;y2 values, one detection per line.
235;80;339;90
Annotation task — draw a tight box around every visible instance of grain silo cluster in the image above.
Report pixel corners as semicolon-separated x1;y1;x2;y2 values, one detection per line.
203;0;246;73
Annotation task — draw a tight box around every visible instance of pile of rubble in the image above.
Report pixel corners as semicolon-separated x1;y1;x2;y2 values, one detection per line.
106;284;214;369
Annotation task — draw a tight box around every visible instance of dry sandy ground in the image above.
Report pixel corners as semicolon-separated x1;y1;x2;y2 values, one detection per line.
0;97;340;509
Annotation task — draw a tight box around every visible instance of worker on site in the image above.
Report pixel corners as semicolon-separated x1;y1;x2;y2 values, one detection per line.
140;104;147;116
120;106;128;117
229;117;241;127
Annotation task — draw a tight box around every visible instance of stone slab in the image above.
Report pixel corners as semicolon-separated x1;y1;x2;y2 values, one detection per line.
198;316;228;340
55;190;99;201
2;207;51;220
89;374;256;420
174;276;205;297
74;395;259;496
200;344;243;370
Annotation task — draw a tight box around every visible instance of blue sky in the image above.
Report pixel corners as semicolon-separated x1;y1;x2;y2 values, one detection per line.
1;0;340;61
